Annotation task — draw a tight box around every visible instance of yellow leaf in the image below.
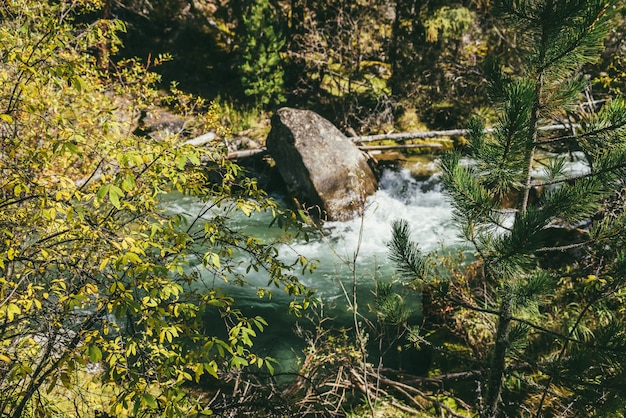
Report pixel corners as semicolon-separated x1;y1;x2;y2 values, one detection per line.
99;259;109;271
22;299;32;311
43;207;56;220
126;252;141;264
126;342;136;357
238;202;252;216
0;114;13;124
84;283;98;294
6;303;21;322
210;253;220;268
0;354;11;362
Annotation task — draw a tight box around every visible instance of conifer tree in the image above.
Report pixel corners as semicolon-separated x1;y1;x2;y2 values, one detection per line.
390;1;626;416
237;0;286;109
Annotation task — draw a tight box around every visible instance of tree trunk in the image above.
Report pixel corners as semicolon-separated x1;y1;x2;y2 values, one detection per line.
95;0;113;71
483;296;513;418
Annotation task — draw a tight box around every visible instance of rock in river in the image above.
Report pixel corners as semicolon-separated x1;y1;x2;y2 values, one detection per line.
266;108;378;221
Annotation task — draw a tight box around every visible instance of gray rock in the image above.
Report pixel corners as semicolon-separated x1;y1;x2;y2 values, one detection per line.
266;108;378;221
134;108;187;139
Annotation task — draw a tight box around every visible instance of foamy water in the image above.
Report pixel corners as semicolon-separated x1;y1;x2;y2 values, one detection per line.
288;165;455;259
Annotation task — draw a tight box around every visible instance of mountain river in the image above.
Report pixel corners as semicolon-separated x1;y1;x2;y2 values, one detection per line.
164;152;589;374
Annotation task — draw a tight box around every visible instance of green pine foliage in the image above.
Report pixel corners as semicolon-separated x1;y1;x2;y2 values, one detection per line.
237;0;286;109
390;1;626;416
388;220;428;280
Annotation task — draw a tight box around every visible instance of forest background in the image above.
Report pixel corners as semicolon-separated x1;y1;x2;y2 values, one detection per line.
107;0;626;137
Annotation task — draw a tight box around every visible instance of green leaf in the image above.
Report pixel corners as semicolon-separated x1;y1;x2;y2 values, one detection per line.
108;185;124;209
230;356;249;369
142;393;157;409
43;207;56;220
298;209;309;222
65;141;80;154
187;152;200;166
121;173;136;192
97;185;109;201
176;155;187;170
88;345;102;363
70;75;87;92
205;361;218;379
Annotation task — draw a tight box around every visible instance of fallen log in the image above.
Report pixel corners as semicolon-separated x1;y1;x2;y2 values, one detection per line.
227;148;267;159
224;144;442;160
354;129;463;143
183;131;216;146
352;123;579;143
358;143;443;151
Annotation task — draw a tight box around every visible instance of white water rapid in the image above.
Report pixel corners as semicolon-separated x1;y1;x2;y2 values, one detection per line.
284;162;458;299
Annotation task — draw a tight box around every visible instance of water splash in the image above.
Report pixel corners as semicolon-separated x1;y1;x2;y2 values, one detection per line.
305;164;455;257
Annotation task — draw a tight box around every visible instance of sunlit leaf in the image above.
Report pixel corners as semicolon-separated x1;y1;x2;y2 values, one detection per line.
142;393;157;409
109;185;124;209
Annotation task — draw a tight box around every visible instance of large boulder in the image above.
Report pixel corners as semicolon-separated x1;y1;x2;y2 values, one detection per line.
266;108;378;221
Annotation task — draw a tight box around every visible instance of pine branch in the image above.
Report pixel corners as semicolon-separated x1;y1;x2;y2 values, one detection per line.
455;298;626;356
535;292;596;416
536;241;588;253
387;219;427;280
